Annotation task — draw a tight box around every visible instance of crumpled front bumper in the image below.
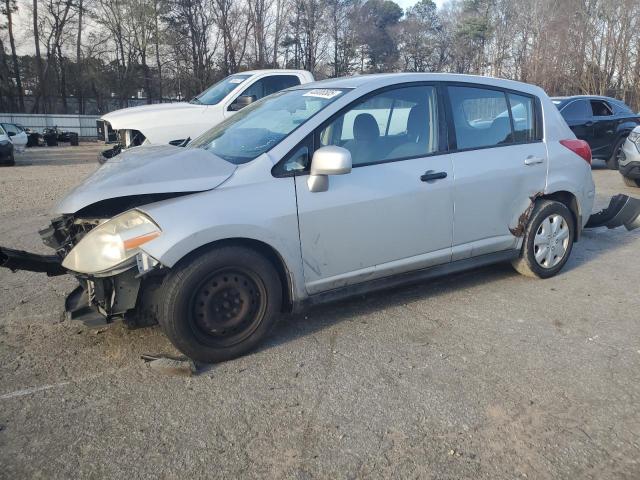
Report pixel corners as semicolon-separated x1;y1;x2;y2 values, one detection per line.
1;247;145;327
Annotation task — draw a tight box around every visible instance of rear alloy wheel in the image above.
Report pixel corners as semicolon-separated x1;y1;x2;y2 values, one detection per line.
622;176;640;188
159;246;282;363
512;200;575;279
606;137;626;170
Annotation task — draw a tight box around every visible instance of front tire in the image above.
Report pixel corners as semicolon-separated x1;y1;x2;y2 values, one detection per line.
622;176;640;188
158;246;282;363
606;137;626;170
512;200;575;279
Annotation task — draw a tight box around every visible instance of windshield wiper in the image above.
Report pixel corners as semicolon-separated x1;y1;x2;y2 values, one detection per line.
189;97;202;104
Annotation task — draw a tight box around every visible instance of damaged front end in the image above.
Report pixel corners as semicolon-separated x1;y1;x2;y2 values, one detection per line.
1;214;165;329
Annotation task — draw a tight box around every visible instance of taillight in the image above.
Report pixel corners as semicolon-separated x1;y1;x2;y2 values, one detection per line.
560;139;592;165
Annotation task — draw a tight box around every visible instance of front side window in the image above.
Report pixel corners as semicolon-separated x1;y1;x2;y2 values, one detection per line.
2;123;18;135
190;74;252;105
189;88;347;164
239;75;301;102
590;100;613;117
448;86;512;150
0;124;5;135
318;85;439;166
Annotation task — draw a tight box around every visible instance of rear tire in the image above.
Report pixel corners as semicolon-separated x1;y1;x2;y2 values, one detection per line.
158;246;282;363
622;176;640;188
512;200;575;279
606;137;626;170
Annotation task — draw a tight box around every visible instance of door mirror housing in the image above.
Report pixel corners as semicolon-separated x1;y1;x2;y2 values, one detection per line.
228;95;256;111
307;146;352;192
7;131;15;137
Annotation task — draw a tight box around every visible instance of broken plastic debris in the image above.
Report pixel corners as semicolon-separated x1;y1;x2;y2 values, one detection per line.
141;354;197;377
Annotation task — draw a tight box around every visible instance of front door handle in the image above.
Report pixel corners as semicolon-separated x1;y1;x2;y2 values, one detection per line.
420;170;447;182
585;121;594;127
524;156;544;166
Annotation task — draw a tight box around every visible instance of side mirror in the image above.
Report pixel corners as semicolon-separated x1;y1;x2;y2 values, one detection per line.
228;95;255;111
8;132;15;137
307;146;352;193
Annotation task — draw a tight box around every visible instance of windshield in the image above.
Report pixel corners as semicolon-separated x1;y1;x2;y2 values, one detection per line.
190;88;348;164
190;74;252;105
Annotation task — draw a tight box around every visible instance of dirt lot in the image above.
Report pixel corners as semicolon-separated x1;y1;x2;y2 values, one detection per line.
1;144;639;479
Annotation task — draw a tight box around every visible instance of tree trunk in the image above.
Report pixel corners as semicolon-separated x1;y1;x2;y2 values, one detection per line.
76;0;84;114
32;0;45;113
154;1;163;102
5;0;24;111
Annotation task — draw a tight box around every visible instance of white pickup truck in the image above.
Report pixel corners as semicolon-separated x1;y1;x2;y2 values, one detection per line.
97;69;315;160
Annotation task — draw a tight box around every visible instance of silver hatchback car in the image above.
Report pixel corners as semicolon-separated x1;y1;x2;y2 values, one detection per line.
1;74;600;362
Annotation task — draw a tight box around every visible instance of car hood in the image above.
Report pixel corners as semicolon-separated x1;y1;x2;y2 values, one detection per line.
101;102;204;130
55;145;236;214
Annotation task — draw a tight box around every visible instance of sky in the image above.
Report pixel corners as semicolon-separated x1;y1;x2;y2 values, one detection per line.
396;0;448;9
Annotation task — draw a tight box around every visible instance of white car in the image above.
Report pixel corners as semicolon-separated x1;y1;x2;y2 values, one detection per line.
98;69;314;156
619;126;640;187
3;73;639;363
0;124;15;165
1;123;28;153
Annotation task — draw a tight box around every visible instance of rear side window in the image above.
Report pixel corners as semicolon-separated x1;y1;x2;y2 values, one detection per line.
448;86;512;149
508;93;535;142
561;100;591;121
590;100;613;117
240;75;301;101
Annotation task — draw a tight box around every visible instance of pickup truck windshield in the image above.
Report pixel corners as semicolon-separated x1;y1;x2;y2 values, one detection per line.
190;88;347;164
190;74;252;105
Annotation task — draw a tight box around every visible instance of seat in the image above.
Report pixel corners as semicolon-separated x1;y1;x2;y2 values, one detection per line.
343;113;380;165
388;105;431;159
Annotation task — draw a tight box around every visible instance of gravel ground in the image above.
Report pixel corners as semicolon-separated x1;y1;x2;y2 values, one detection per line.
1;146;639;479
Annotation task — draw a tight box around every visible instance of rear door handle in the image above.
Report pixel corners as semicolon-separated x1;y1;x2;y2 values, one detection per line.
420;170;447;182
585;121;594;127
524;156;544;166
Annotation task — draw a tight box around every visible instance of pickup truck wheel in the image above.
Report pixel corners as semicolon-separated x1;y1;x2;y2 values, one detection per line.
606;137;626;170
512;200;575;279
622;176;640;187
159;246;282;363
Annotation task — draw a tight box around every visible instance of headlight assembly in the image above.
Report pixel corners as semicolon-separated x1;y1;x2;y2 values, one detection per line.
628;130;640;153
62;210;161;274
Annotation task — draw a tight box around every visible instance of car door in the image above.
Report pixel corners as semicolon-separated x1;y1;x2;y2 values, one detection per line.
292;84;454;295
2;123;27;151
559;99;593;146
444;85;547;259
588;99;616;158
223;74;302;119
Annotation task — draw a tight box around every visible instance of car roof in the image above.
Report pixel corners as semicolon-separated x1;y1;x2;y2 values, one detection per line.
234;69;312;76
552;95;620;103
299;73;546;97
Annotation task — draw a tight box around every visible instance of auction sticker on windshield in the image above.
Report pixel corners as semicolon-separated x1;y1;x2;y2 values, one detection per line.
303;89;342;99
229;78;245;84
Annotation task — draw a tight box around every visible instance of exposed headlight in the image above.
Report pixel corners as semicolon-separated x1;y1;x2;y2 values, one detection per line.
628;130;640;153
62;210;161;274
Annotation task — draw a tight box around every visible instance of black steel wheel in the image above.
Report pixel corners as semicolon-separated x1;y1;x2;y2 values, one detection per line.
159;245;282;363
189;267;267;348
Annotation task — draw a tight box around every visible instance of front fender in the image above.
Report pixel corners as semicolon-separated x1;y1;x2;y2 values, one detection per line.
137;169;307;301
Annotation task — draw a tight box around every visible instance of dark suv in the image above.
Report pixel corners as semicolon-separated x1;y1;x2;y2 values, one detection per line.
552;96;640;169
